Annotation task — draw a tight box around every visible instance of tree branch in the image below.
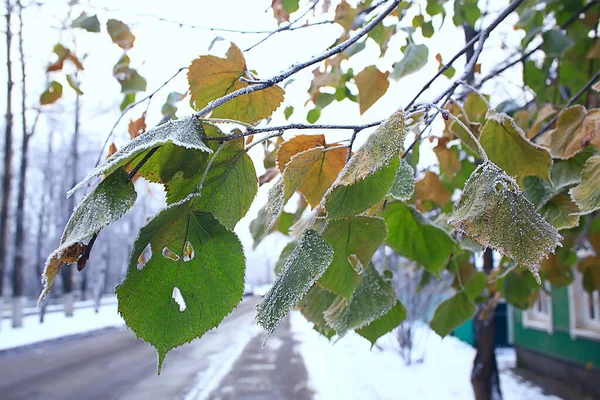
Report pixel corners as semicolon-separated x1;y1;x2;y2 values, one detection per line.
531;70;600;141
194;0;401;119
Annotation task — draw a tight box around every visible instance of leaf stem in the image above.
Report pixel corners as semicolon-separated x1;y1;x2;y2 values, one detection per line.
127;146;159;181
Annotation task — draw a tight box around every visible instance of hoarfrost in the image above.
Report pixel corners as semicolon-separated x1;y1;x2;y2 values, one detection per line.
448;161;562;275
69;117;211;196
388;158;415;201
256;229;334;345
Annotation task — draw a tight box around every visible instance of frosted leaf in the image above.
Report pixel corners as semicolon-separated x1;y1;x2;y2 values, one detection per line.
39;167;136;303
117;199;245;373
69;117;211;196
296;285;338;339
388;158;415;201
356;301;406;346
265;147;323;229
256;229;334;343
325;109;406;218
448;161;562;274
325;263;397;338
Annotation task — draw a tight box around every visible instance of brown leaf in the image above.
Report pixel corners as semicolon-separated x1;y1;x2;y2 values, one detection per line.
538;106;600;159
107;19;135;50
271;0;291;24
39;243;86;302
355;66;390;115
259;167;280;186
128;113;147;139
415;171;452;208
433;137;461;177
107;142;118;158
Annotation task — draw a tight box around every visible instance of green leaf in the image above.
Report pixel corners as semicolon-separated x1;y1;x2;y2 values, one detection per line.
326;264;397;338
120;93;136;111
463;272;486;301
71;12;100;32
282;0;299;13
391;43;428;81
188;43;284;124
318;216;387;299
66;74;83;95
538;194;580;230
284;106;294;120
522;176;553;209
297;285;337;339
385;201;456;275
430;292;476;338
117;199;245;373
40;81;63;105
570;155;600;215
325;110;406;218
356;301;406;345
388;158;415;201
107;19;135;50
307;108;321;123
499;268;538;309
479;111;552;185
448;162;561;273
274;241;297;276
551;149;594;191
70;117;212;195
40;168;136;302
542;28;574;57
257;229;334;341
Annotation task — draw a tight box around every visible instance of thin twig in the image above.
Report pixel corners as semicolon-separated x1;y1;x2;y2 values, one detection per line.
245;0;322;52
95;67;188;168
477;1;598;88
346;129;360;163
194;0;401;119
532;70;600;141
127;146;160;181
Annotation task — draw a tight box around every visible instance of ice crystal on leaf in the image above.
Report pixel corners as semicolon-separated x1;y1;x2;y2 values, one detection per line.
448;161;562;279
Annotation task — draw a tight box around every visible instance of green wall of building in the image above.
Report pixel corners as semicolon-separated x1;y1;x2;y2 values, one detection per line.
513;285;600;368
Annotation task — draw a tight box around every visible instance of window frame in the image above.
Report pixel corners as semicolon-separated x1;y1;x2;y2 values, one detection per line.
569;270;600;341
522;281;553;333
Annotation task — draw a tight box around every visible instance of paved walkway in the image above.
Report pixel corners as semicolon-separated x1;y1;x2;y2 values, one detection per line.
207;317;313;400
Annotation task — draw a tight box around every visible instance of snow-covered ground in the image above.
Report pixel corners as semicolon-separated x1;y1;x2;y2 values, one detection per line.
290;312;560;400
0;303;125;351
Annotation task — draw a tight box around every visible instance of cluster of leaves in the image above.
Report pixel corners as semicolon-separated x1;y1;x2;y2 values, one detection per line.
39;0;600;373
40;8;146;109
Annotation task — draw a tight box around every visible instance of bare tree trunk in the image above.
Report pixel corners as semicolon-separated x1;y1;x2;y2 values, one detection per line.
61;87;80;317
471;249;502;400
0;0;15;331
11;0;28;328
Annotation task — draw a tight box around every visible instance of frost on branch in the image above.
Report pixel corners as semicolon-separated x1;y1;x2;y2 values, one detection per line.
39;167;137;303
448;161;562;279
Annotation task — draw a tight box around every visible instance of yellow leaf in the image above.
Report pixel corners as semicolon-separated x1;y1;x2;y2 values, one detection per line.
433;137;461;177
355;66;390;115
415;171;452;208
570;155;600;215
128;113;147;139
538;106;600;159
188;43;284;124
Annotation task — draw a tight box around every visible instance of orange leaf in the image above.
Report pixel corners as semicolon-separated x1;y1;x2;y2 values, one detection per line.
259;167;280;186
107;142;118;158
415;171;451;208
277;134;326;172
128;113;147;139
433;137;461;177
539;106;600;159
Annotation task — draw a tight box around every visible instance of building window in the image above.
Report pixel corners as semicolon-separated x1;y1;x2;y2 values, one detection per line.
569;270;600;341
522;282;553;333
